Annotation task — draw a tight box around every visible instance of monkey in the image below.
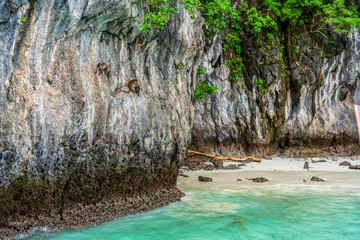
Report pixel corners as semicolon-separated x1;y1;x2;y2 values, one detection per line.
95;62;113;83
120;79;140;93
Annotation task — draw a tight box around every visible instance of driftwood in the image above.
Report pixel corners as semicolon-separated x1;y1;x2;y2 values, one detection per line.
186;150;261;162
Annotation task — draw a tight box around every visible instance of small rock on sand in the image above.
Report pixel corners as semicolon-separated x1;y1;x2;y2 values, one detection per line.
304;162;309;170
248;177;269;183
311;158;326;163
349;165;360;170
210;159;223;169
204;165;215;171
198;176;212;182
179;174;189;177
181;166;189;171
303;179;307;182
236;179;242;181
223;164;241;170
339;161;351;167
311;176;325;182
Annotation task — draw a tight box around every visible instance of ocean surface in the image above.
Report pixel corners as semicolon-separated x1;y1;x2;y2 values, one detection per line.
26;185;360;240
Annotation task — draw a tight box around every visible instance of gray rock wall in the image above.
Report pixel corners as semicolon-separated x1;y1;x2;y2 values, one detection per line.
0;0;202;235
1;0;360;237
0;0;202;185
192;27;360;157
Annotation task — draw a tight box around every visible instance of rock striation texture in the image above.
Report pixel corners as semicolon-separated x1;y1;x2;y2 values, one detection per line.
191;18;360;158
0;0;202;237
1;0;360;238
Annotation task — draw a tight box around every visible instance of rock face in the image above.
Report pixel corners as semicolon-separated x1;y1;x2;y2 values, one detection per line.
191;4;360;157
1;0;360;238
0;0;202;237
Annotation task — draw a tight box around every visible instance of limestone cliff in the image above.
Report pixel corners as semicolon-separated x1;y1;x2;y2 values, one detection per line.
1;0;360;238
0;0;201;237
191;18;360;158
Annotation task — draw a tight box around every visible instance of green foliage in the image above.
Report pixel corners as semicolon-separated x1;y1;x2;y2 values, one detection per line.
227;56;243;82
20;17;26;22
176;63;183;69
194;83;219;101
140;0;360;100
140;0;179;33
294;45;300;53
328;40;336;44
244;6;278;34
265;0;360;35
196;66;206;76
254;79;268;93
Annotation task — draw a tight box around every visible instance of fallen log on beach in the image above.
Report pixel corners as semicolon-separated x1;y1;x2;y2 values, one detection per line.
186;150;262;162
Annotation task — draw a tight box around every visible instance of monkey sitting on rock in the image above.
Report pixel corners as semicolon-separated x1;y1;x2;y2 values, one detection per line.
121;79;140;93
95;62;113;83
112;76;140;95
95;63;140;95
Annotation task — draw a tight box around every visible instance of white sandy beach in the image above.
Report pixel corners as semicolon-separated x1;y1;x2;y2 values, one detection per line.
177;157;360;190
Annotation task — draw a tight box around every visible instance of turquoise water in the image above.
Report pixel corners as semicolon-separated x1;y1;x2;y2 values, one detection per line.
27;186;360;240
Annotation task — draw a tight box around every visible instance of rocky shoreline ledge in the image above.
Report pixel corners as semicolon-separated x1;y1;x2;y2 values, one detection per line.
0;164;183;240
1;187;182;240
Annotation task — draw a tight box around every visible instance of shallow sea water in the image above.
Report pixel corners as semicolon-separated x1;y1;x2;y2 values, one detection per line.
27;185;360;240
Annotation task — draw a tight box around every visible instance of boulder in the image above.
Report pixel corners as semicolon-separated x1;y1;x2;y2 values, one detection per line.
339;161;351;167
204;165;215;171
223;164;241;170
349;165;360;170
248;177;269;183
198;176;213;182
210;159;224;169
311;176;325;182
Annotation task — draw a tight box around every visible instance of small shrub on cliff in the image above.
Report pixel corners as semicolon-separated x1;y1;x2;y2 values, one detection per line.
196;66;206;76
194;83;219;101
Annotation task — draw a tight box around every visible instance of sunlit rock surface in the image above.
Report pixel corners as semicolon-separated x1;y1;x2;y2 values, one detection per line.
0;0;202;237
